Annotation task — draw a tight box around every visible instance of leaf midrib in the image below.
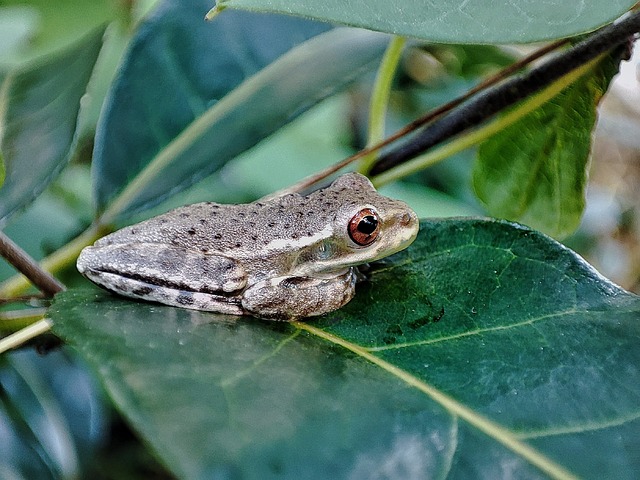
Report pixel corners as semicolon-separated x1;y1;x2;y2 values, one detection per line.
294;321;579;480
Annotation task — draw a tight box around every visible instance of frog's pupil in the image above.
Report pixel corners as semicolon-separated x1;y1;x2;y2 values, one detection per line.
358;216;378;234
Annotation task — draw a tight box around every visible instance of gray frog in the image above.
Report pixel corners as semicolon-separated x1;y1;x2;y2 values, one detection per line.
77;173;419;320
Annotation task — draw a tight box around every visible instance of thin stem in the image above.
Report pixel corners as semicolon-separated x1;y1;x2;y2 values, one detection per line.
0;308;48;333
359;36;406;174
283;38;570;194
372;56;602;187
0;223;107;298
371;10;640;174
0;318;52;354
0;231;65;296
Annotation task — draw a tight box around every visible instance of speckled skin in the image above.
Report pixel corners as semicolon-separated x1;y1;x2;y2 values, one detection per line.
77;173;419;320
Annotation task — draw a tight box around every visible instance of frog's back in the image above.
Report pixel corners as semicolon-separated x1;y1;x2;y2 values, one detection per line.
96;196;329;255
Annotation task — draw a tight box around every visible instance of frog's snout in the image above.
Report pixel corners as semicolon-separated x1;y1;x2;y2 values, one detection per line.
398;208;420;237
400;211;417;228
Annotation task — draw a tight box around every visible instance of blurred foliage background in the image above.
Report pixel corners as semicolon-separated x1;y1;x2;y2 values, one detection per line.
1;0;639;477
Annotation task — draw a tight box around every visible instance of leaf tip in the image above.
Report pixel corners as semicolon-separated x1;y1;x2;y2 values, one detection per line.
204;4;225;21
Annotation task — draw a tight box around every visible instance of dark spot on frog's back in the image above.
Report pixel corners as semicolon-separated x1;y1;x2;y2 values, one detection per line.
132;286;153;296
187;228;197;235
176;293;195;306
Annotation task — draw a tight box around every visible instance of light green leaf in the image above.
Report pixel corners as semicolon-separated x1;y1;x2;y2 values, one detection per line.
0;6;40;61
51;218;640;479
212;0;637;44
472;54;619;238
0;27;104;225
0;0;113;64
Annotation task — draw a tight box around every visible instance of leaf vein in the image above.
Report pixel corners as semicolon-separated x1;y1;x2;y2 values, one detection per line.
366;309;577;352
295;322;579;480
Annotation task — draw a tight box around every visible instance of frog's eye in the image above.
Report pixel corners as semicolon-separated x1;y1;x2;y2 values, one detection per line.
348;208;380;246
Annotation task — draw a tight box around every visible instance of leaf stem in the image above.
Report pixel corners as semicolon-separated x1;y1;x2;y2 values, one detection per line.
359;36;406;174
370;10;640;174
0;308;48;333
0;231;65;296
295;321;579;480
0;318;52;354
372;56;602;187
284;38;569;194
0;223;107;298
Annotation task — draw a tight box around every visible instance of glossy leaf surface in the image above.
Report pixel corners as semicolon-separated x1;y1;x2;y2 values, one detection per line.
212;0;637;43
0;28;103;225
51;218;640;479
94;0;389;218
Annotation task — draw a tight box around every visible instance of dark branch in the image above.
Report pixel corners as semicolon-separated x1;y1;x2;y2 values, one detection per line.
370;10;640;175
0;231;65;297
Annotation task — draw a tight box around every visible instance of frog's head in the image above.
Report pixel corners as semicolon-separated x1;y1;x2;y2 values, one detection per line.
299;173;419;273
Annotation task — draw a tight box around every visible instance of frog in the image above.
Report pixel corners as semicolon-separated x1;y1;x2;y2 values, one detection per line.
76;173;419;320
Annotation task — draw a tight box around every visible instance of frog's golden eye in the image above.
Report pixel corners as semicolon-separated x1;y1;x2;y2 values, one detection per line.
348;208;380;246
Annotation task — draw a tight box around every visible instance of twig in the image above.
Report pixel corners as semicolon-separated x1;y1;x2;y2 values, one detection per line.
370;10;640;174
0;223;106;298
0;318;53;354
283;38;570;194
0;231;65;297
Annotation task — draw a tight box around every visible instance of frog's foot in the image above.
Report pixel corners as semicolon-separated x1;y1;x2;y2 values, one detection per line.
241;269;357;321
77;243;247;313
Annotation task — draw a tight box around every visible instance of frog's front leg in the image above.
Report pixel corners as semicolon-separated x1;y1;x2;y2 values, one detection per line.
77;243;247;314
241;269;357;321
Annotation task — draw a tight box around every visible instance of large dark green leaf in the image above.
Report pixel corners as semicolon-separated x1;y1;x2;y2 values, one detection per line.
473;54;619;238
211;0;637;44
94;0;356;218
0;28;104;225
51;218;640;479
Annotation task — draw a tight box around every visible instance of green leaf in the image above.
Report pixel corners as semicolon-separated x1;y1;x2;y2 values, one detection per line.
51;218;640;479
472;54;620;238
0;153;4;189
93;0;339;217
0;0;114;64
0;27;104;225
0;6;40;61
0;350;108;479
211;0;637;44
